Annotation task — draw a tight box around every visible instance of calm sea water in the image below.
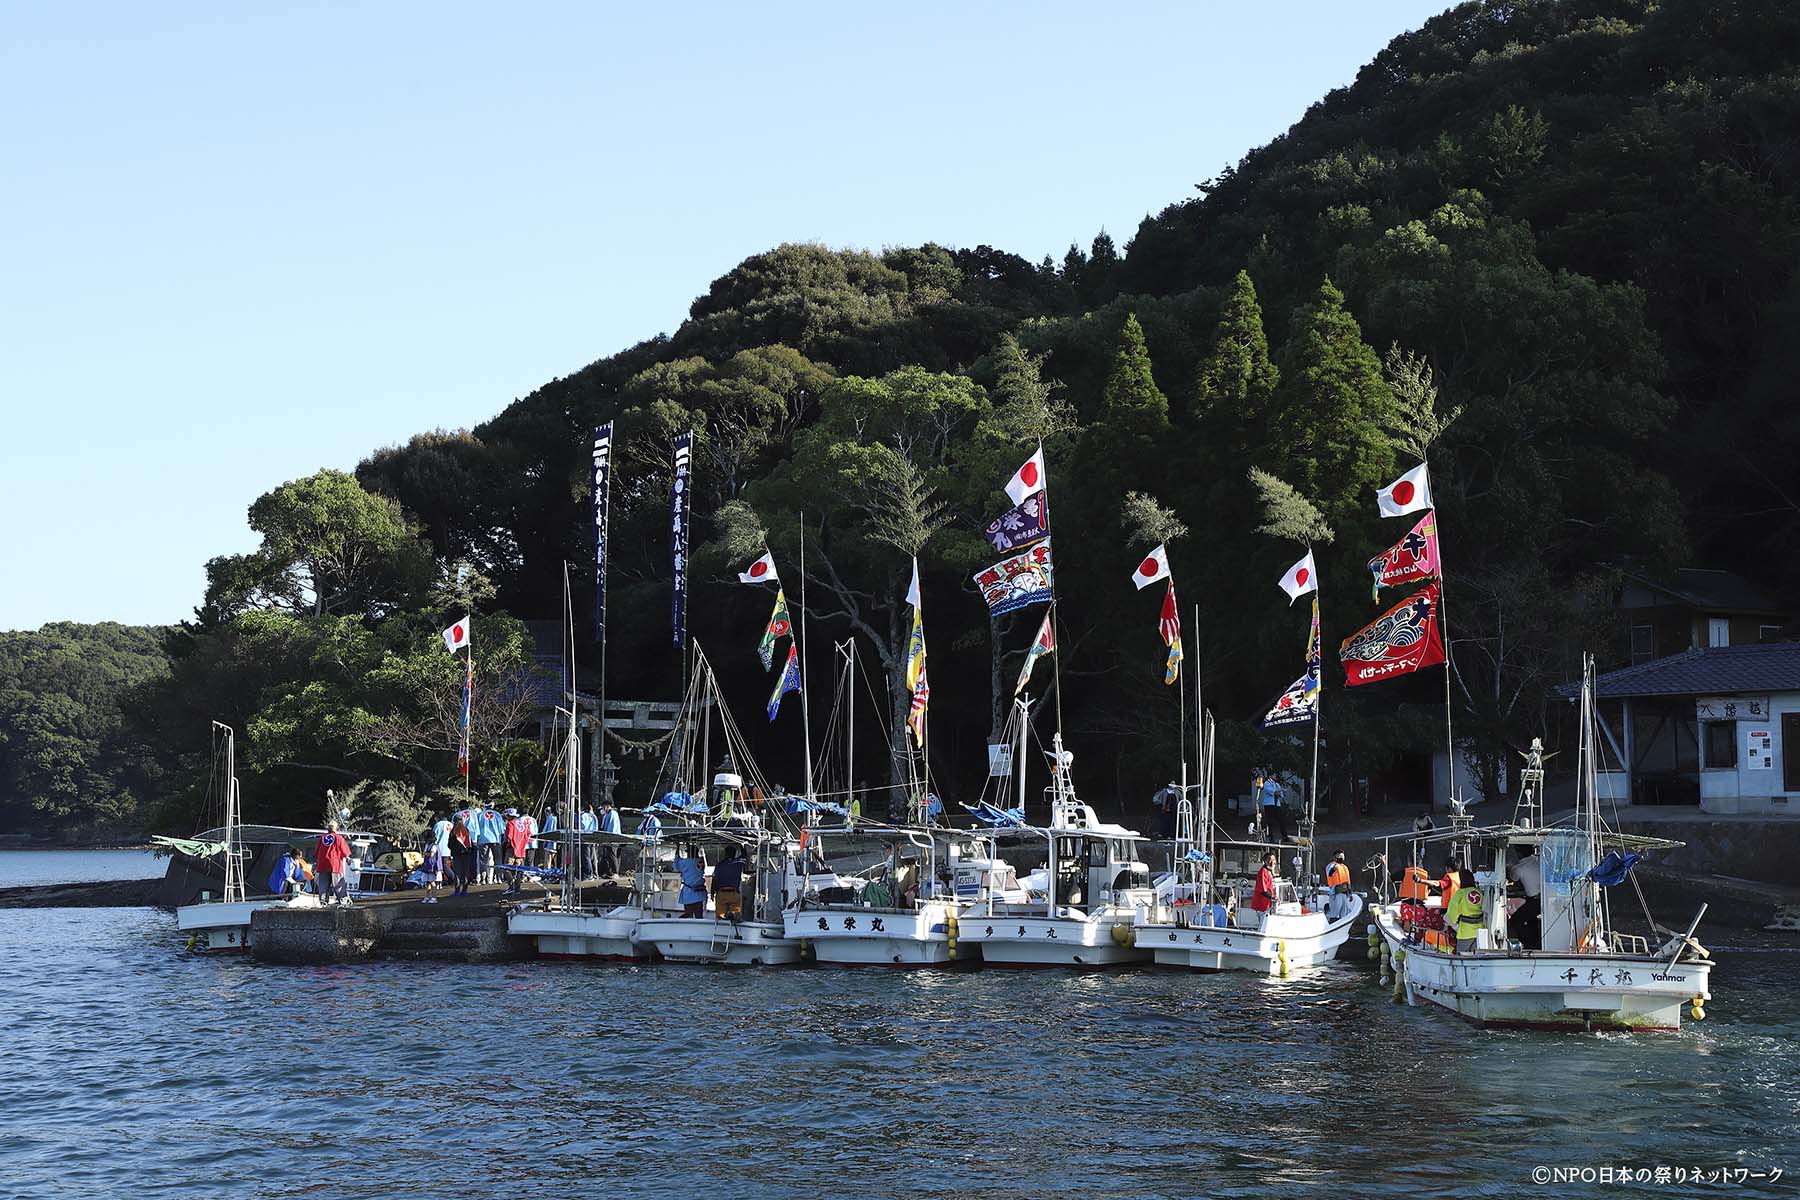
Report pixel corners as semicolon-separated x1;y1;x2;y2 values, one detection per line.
0;848;162;887
0;908;1794;1199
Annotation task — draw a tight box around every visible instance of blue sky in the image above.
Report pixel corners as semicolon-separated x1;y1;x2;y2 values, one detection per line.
0;2;1449;631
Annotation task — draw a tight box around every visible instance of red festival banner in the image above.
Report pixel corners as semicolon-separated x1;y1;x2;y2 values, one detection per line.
1338;582;1445;687
1367;509;1440;600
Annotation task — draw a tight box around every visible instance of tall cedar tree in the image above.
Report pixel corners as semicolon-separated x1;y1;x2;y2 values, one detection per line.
1267;280;1397;535
1082;313;1172;515
1195;269;1279;458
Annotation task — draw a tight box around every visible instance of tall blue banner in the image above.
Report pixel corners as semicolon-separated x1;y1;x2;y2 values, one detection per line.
670;431;693;648
591;422;613;642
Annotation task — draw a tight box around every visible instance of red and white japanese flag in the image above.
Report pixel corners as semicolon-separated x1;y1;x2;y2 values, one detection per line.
442;615;472;653
1131;543;1171;591
1005;447;1047;506
738;551;779;584
1277;551;1317;605
1377;462;1433;518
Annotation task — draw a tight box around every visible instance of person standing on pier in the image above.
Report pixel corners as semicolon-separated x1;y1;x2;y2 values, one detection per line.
577;803;599;879
430;812;455;892
316;821;353;905
449;813;474;897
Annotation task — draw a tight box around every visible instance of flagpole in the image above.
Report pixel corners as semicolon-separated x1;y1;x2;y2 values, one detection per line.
1437;515;1456;810
464;616;474;805
798;511;815;801
1308;583;1321;884
1192;602;1203;806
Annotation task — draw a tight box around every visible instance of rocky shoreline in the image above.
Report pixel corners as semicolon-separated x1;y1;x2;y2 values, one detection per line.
0;878;164;909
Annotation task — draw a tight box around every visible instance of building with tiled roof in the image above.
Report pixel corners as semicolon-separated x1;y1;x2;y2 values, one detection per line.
1566;642;1800;815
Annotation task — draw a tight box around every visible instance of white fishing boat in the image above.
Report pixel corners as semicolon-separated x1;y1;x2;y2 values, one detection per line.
784;826;1024;966
173;723;285;953
1138;711;1362;973
959;703;1155;968
1372;655;1714;1031
635;823;805;966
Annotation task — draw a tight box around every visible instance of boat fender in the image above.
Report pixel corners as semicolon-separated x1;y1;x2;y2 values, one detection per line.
1277;939;1290;978
1690;998;1705;1021
1110;923;1136;947
946;912;958;960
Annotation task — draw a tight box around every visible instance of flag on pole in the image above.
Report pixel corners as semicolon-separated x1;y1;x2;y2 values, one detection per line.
738;551;779;585
904;559;929;745
1130;543;1171;591
1377;461;1433;517
1367;509;1440;600
767;643;801;721
442;616;471;653
973;540;1055;616
591;423;613;641
670;432;694;647
1260;669;1320;729
1277;551;1317;604
1013;610;1056;696
1005;446;1047;505
1159;581;1182;685
458;653;473;776
1307;598;1322;675
983;493;1049;554
758;589;792;670
1339;581;1446;686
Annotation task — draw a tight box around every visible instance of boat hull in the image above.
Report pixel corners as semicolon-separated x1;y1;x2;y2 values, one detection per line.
1374;903;1712;1031
1142;894;1363;973
175;899;283;953
635;917;801;966
784;903;973;967
959;913;1150;968
508;908;651;961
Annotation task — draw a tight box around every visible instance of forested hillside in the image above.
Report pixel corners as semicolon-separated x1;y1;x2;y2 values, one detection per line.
0;624;169;838
9;0;1794;836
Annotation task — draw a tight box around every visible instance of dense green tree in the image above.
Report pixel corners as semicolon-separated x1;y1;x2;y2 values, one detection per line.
204;469;435;621
1195;270;1280;458
1267;280;1398;533
0;624;169;835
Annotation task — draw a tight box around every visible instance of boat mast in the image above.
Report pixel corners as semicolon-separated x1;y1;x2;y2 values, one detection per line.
215;721;244;904
797;512;815;802
846;639;855;820
561;564;580;909
1306;590;1322;884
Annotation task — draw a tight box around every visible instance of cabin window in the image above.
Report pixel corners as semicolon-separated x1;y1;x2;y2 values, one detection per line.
1760;624;1783;643
1630;623;1656;663
1707;617;1730;648
1702;722;1737;770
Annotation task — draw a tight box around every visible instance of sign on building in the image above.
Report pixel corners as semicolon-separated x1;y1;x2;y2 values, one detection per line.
1695;696;1771;721
1746;729;1775;771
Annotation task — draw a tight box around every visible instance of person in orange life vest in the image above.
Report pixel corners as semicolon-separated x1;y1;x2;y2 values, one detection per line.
1438;857;1462;908
316;820;354;905
1325;852;1352;893
450;814;475;897
1249;852;1278;925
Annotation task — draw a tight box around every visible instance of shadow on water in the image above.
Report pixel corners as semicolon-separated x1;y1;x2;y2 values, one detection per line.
0;910;1794;1199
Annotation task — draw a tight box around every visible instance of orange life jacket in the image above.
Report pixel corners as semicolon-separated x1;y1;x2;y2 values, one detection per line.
1325;862;1350;889
1399;867;1433;900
